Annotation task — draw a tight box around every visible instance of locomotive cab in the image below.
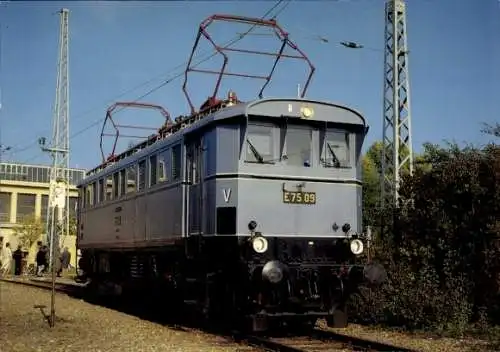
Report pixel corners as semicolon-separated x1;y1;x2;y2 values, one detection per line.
200;98;385;330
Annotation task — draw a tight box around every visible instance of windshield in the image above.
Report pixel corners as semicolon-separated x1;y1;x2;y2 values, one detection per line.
243;122;351;168
245;123;274;164
321;130;350;168
283;125;312;167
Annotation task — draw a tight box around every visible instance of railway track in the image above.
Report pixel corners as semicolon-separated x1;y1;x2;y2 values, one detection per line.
235;330;419;352
1;277;418;352
0;276;86;296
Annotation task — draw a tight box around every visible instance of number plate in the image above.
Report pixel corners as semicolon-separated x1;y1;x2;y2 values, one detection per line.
283;191;316;204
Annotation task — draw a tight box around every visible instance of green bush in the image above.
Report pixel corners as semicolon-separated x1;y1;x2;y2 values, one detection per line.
352;143;500;336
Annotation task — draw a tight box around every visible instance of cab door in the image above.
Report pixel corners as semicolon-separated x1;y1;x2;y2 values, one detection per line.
134;159;147;242
186;137;203;235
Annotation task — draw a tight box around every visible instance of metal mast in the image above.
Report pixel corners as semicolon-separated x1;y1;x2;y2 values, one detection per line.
40;8;70;278
381;0;413;208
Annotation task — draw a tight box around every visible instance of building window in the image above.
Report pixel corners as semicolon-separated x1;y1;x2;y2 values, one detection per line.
321;131;350;168
150;154;157;186
17;193;36;222
138;160;146;191
172;145;181;181
285;126;312;167
126;164;136;193
40;167;49;183
68;197;78;219
0;192;11;222
245;124;274;163
70;170;85;185
41;195;49;224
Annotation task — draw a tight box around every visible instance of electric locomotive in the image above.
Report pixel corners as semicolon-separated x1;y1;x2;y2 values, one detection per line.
76;14;387;332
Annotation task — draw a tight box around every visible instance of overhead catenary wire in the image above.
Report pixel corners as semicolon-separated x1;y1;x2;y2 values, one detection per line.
12;0;291;164
99;0;290;117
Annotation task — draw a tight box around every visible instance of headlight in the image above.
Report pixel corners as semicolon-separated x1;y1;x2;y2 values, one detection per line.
251;236;268;254
350;239;364;255
262;260;284;284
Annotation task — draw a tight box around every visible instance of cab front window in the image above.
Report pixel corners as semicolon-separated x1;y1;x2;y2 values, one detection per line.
284;125;312;167
321;130;350;168
245;123;274;164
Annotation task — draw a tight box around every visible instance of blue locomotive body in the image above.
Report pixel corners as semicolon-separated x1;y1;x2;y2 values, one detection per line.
77;97;386;330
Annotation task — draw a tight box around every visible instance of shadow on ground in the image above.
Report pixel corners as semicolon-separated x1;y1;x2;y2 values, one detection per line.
68;287;316;341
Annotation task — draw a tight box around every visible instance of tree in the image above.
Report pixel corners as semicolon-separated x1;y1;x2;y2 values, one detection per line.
55;215;78;237
13;214;44;251
482;123;500;138
354;141;500;333
361;151;380;227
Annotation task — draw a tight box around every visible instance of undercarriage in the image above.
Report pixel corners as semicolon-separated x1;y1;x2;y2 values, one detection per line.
78;236;387;332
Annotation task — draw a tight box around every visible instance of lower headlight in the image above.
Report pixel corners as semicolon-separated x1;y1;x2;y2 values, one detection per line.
350;239;364;255
252;235;268;254
262;260;284;284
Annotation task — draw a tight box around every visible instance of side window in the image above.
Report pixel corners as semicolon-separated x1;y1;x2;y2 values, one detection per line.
126;165;136;193
113;172;119;199
321;131;350;168
98;178;104;203
106;175;113;200
187;142;201;185
138;160;146;191
120;169;126;196
285;125;312;167
158;149;169;182
172;145;181;181
245;123;273;163
85;185;93;206
92;182;98;205
150;154;157;186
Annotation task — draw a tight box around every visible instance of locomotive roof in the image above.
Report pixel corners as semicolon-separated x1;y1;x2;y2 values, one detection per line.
213;97;367;126
172;97;367;138
80;97;367;185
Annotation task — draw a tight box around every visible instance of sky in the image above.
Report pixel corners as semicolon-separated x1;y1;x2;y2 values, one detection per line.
0;0;499;169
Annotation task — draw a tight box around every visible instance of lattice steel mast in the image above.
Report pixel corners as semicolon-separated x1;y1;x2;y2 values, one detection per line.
381;0;413;207
39;8;70;273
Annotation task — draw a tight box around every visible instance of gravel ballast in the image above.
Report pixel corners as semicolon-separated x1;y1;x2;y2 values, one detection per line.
0;281;259;352
1;280;492;352
318;320;491;352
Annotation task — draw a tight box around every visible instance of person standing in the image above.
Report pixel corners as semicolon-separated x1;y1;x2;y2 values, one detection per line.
36;245;46;276
0;242;13;276
12;246;23;276
0;236;4;269
58;247;71;277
